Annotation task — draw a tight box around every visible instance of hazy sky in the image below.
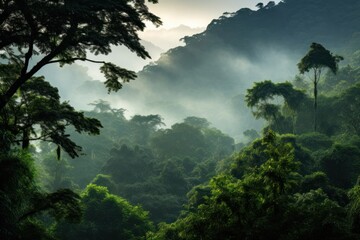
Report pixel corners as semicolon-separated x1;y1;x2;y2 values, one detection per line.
146;0;281;28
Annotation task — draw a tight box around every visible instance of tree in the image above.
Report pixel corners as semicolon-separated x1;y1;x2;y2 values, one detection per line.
55;184;153;240
320;144;360;189
0;67;102;158
150;123;207;159
256;2;264;9
246;80;306;133
335;83;360;135
89;99;112;113
0;153;82;239
0;0;161;110
183;116;210;129
298;42;343;131
130;114;164;145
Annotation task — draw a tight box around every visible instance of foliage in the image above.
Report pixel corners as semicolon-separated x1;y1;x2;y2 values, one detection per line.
296;132;333;152
0;0;161;110
151;123;208;159
150;132;356;240
231;132;313;178
320;144;360;189
334;83;360;135
130;114;164;146
0;69;102;157
56;184;153;240
298;43;343;75
0;152;81;240
245;80;306;133
348;185;360;234
183;116;211;129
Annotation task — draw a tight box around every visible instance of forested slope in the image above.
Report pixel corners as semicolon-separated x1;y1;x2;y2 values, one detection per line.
112;0;360;136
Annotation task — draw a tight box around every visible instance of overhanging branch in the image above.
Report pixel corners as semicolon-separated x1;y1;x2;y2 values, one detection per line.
47;58;106;65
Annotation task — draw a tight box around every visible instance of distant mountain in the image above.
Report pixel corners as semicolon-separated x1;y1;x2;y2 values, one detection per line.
50;0;360;140
111;0;360;138
140;25;205;50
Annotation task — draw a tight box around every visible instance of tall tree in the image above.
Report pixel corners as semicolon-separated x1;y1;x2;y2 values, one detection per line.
0;0;161;110
298;42;343;131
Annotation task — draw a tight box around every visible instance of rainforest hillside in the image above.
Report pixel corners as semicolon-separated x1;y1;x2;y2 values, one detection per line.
104;0;360;137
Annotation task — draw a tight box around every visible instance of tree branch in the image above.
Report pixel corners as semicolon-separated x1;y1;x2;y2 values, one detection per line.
0;19;79;110
15;0;36;76
47;58;106;65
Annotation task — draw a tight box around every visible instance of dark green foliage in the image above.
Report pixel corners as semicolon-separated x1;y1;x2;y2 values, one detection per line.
348;185;360;234
298;43;343;75
99;144;165;222
283;189;349;240
296;132;333;151
151;123;208;159
91;174;118;194
246;80;306;133
334;83;360;135
151;122;234;160
130;114;164;146
301;171;330;192
231;132;313;178
320;144;360;189
183;116;211;129
159;161;189;195
56;184;153;240
243;129;260;143
0;0;161;110
0;71;102;158
150;133;356;240
321;65;360;94
74;113;235;223
102;145;154;184
0;153;81;240
99;144;199;223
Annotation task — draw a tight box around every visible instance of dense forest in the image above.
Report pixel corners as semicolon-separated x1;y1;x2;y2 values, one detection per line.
2;0;360;240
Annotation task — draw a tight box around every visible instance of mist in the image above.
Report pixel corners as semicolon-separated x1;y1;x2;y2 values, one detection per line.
38;41;300;142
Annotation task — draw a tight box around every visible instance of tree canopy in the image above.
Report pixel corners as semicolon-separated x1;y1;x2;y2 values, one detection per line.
298;43;343;75
0;0;161;110
0;65;102;157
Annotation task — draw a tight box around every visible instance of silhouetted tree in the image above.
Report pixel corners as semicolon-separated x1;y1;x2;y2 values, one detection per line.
89;99;112;113
256;2;264;9
298;42;343;131
246;80;306;133
0;68;102;158
0;0;161;110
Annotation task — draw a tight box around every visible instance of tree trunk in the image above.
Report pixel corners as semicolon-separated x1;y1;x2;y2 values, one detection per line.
22;129;30;149
313;69;319;132
314;81;317;132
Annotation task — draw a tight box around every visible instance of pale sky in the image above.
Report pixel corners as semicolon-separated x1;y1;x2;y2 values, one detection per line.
146;0;281;28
